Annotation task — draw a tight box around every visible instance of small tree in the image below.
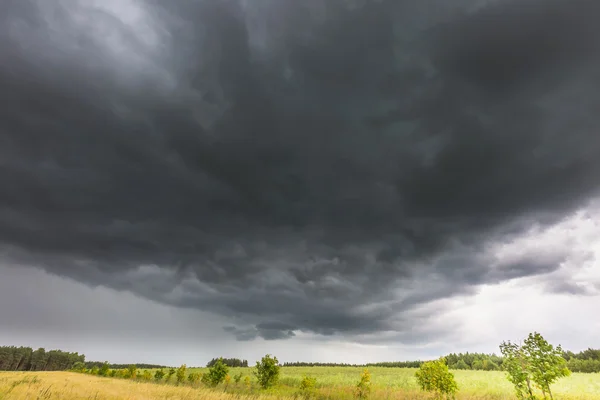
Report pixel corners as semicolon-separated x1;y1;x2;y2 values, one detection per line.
500;340;535;400
188;372;201;385
354;369;371;399
244;375;251;388
205;358;229;387
125;365;137;379
234;372;243;384
415;358;458;400
166;368;176;382
523;332;571;400
176;364;187;385
142;370;153;381
254;354;280;389
98;362;110;377
90;366;100;375
154;369;165;382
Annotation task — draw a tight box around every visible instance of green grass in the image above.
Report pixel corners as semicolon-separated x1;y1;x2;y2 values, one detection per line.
134;366;600;400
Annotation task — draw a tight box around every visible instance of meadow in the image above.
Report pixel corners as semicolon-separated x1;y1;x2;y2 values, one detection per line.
1;368;599;400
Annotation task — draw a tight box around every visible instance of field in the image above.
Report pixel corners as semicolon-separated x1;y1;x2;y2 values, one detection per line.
1;368;600;400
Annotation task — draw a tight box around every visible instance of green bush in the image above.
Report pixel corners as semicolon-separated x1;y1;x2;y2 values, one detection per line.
176;364;187;384
205;358;229;387
299;376;317;399
187;372;201;384
415;358;458;400
154;369;165;382
254;354;280;389
233;372;243;384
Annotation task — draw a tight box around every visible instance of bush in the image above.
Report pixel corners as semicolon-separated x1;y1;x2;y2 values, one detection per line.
125;365;137;379
141;370;153;381
299;376;317;399
154;369;165;382
166;368;176;382
354;369;371;399
188;372;201;384
71;362;86;372
254;354;280;389
234;372;243;384
205;358;229;387
98;362;110;377
176;364;187;384
415;358;458;400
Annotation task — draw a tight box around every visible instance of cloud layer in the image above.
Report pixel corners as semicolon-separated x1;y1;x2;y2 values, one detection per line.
1;0;600;342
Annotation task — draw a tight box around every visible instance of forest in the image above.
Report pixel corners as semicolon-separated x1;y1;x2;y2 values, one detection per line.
1;345;599;373
0;346;84;371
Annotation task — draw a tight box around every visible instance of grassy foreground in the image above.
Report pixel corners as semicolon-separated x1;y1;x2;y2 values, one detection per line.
1;369;600;400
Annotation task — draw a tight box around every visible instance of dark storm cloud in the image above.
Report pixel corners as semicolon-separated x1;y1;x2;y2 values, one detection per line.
1;0;600;341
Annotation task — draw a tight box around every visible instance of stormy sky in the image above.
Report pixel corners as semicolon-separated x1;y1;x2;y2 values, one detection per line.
1;0;600;365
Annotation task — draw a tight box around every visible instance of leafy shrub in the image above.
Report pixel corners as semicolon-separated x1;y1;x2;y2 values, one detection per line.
124;365;137;379
234;372;243;384
166;368;176;382
254;354;280;389
154;369;165;382
205;358;229;386
98;362;110;377
415;358;458;400
142;370;152;381
299;376;317;399
176;364;187;384
354;369;371;399
244;375;251;388
187;372;201;384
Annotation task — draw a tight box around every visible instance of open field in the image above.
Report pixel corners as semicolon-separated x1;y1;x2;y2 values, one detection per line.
1;369;600;400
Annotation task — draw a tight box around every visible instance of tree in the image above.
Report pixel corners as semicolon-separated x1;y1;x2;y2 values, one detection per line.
354;369;371;399
166;368;176;382
522;332;571;400
176;364;187;384
500;340;536;400
142;370;153;381
500;332;571;400
98;362;110;377
205;358;229;387
154;369;165;382
125;365;137;379
415;358;458;400
72;362;86;372
454;360;470;370
254;354;280;389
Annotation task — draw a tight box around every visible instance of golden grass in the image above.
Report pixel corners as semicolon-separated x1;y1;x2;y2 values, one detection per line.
0;372;280;400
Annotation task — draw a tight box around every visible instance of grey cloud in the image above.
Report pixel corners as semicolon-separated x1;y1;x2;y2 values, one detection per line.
2;0;600;342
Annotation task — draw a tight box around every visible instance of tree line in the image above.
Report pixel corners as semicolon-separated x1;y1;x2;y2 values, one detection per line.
0;346;85;371
85;362;168;370
2;344;599;374
206;358;248;368
562;348;600;373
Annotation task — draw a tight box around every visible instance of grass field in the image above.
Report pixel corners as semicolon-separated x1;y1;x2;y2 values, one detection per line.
1;368;599;400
